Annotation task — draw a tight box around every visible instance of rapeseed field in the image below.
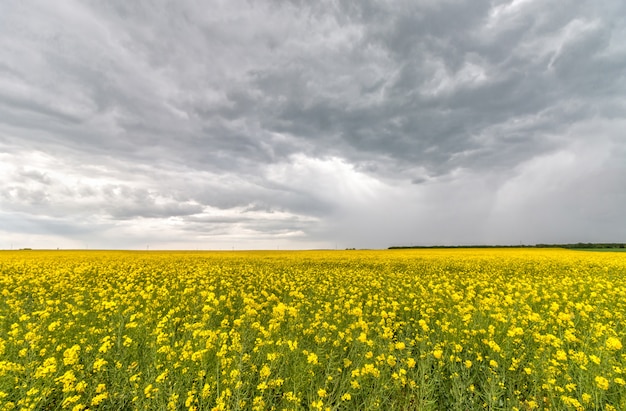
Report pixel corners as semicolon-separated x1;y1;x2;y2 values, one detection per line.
0;249;625;410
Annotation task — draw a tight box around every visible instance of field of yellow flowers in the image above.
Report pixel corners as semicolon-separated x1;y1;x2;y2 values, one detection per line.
1;248;625;410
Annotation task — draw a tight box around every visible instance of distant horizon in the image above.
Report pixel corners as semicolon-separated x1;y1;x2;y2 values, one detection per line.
3;241;625;252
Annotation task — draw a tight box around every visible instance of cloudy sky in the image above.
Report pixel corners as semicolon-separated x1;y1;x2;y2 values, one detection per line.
1;0;625;250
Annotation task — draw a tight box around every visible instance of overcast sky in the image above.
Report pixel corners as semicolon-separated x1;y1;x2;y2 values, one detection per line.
1;0;625;250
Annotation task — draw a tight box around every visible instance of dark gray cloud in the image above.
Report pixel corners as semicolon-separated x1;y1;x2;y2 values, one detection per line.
1;0;625;249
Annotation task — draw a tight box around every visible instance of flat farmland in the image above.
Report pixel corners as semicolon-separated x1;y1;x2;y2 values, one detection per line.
1;249;625;410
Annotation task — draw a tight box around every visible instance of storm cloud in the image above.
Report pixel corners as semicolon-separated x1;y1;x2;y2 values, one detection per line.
1;0;625;249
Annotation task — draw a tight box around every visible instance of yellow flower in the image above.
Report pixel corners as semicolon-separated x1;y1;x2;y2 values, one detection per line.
92;358;107;372
144;384;158;398
311;400;324;410
56;370;77;393
507;327;524;337
201;383;211;399
48;320;61;332
99;337;114;354
91;392;108;406
560;396;582;410
167;393;179;410
63;345;81;366
75;381;87;393
156;370;169;383
62;395;80;408
525;400;538;410
259;365;271;378
252;396;265;411
307;352;319;365
486;340;502;353
269;378;284;388
123;335;133;347
185;391;195;407
34;357;57;378
362;363;380;377
606;337;622;351
595;376;609;390
7;244;626;411
283;391;300;403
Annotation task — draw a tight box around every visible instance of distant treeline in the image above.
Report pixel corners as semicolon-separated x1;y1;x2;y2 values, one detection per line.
389;243;625;250
537;243;626;249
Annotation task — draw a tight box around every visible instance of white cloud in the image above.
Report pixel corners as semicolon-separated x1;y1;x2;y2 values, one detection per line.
1;0;624;248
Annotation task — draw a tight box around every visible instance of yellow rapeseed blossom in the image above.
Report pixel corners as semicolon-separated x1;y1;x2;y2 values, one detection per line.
1;248;626;410
307;352;319;365
555;350;567;361
560;396;583;410
91;392;108;406
259;365;271;379
92;357;107;372
63;345;81;366
56;370;76;393
61;396;80;408
595;376;610;390
606;337;623;351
